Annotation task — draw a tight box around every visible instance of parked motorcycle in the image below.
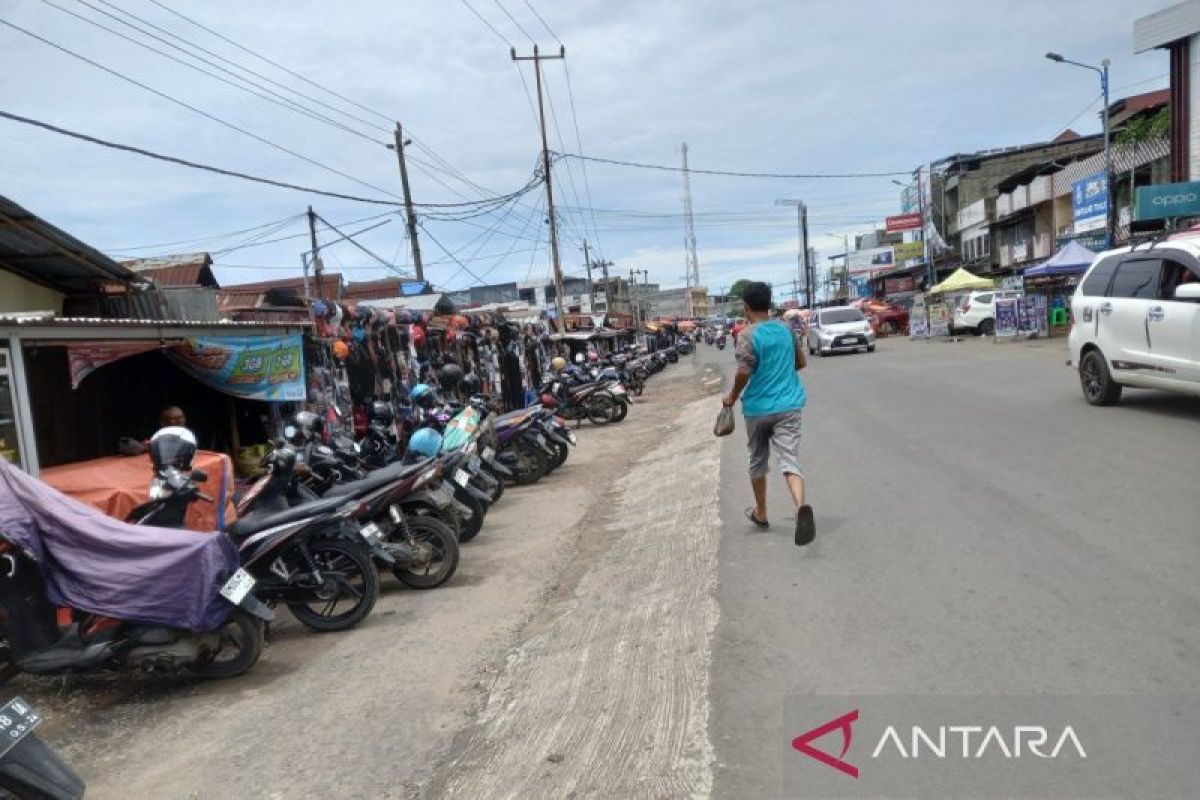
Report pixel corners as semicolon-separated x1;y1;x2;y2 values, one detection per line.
0;698;85;799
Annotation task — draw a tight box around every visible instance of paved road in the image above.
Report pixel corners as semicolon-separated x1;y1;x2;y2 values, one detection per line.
709;335;1200;798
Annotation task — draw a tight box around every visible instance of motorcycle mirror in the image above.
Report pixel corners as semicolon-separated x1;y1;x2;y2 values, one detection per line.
190;469;208;482
283;425;297;440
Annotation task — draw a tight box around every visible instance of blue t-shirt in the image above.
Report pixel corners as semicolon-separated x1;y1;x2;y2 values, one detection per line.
736;319;806;417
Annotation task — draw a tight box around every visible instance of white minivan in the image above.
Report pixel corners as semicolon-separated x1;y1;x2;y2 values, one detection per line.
1068;236;1200;405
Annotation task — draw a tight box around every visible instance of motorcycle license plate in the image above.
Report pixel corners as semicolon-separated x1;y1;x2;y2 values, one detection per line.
0;697;41;759
468;455;482;473
360;522;383;545
482;446;495;461
454;469;470;487
219;568;256;605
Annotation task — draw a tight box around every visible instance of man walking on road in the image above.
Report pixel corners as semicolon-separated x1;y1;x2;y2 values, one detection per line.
721;282;815;545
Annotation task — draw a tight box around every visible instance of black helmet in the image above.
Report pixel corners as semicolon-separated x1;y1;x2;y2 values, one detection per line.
439;362;464;388
148;427;197;470
369;400;395;425
461;372;482;395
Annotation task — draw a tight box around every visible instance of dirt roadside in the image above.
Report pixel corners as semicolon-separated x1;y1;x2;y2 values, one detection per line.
14;354;720;799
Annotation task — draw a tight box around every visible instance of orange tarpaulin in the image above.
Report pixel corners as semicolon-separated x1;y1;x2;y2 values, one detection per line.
41;451;237;532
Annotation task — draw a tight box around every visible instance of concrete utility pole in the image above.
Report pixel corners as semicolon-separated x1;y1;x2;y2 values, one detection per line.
681;143;701;315
391;122;424;282
582;239;593;297
776;198;813;308
512;45;567;329
307;205;324;299
915;167;932;290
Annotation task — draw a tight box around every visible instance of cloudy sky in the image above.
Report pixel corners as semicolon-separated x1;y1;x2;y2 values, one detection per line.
0;0;1177;299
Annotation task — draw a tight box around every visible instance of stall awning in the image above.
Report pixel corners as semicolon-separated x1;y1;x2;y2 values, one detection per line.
929;268;995;293
1022;241;1098;279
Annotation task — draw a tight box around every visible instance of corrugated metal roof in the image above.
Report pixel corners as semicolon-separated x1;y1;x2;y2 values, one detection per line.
1135;0;1200;52
121;253;218;288
0;195;138;291
0;315;303;328
221;273;343;295
345;278;401;300
359;293;452;312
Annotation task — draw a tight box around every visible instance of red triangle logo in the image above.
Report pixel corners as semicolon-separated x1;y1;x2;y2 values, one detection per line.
791;709;859;779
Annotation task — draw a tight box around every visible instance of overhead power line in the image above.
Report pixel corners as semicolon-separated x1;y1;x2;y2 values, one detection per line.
553;152;914;179
492;0;537;44
0;16;403;198
0;109;540;210
523;0;563;46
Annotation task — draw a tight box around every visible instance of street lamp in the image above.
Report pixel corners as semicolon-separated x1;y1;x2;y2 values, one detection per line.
1046;51;1112;246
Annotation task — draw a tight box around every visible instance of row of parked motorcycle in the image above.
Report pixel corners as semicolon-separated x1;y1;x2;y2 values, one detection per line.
0;342;692;799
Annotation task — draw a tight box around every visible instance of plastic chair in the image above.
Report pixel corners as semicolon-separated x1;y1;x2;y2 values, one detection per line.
1050;307;1068;327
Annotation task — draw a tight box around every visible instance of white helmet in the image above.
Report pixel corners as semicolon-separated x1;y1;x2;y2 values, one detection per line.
574;352;585;364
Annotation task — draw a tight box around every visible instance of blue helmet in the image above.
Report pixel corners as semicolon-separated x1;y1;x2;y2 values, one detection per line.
407;428;443;459
409;383;433;402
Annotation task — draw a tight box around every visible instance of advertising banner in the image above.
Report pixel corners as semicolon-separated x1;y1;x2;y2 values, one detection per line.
168;335;306;402
909;297;929;339
892;241;924;263
884;276;915;295
885;213;922;233
928;302;952;337
1072;173;1108;233
848;247;895;276
994;298;1019;338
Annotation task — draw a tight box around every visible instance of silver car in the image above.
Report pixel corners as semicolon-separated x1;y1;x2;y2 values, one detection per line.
807;307;876;356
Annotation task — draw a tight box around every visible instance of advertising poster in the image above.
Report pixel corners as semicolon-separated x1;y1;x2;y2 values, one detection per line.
892;241;924;264
884;276;915;295
909;297;929;339
168;335;306;401
928;302;952;337
1035;294;1050;337
994;298;1019;338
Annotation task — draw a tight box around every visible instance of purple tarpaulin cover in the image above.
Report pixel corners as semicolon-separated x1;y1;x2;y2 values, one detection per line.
0;459;240;631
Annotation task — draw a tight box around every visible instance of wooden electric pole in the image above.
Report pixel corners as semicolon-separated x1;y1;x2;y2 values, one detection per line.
307;205;324;298
392;122;424;282
512;45;567;330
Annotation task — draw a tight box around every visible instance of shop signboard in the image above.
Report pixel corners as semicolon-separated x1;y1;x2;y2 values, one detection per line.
885;213;922;233
847;246;895;275
168;335;306;402
1072;172;1108;233
892;241;924;264
1134;181;1200;221
884;275;915;294
994;298;1019;338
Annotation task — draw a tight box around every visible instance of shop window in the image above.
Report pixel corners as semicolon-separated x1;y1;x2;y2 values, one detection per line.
1108;259;1160;300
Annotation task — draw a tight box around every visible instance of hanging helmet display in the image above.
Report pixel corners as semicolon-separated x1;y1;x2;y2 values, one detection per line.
588;351;599;363
369;400;395;426
409;383;436;407
439;363;464;388
332;340;350;360
407;427;443;459
411;325;427;348
289;410;324;443
462;372;482;396
551;356;566;372
574;352;585;364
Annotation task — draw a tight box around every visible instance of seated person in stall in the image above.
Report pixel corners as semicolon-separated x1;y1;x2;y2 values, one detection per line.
119;404;190;456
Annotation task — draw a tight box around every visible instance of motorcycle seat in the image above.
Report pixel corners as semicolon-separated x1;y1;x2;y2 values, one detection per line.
323;459;430;498
227;495;347;539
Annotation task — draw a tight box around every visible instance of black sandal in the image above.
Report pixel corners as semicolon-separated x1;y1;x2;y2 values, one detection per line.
795;505;815;546
745;507;769;529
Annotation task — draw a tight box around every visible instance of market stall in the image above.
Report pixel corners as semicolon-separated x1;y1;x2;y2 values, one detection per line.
921;268;996;338
1020;241;1097;335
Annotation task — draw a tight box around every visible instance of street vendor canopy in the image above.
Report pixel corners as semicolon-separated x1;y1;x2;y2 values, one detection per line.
929;268;995;294
1022;241;1098;278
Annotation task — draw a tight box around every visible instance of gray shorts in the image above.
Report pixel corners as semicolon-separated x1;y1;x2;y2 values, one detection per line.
744;409;803;479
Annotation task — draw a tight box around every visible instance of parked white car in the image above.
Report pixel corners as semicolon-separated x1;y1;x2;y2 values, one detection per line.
807;307;875;356
1068;237;1200;404
952;290;1021;336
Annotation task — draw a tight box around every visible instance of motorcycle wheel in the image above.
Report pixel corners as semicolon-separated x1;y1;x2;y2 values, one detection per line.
287;539;379;632
511;444;548;486
551;440;569;469
392;515;459;589
453;486;486;543
609;400;628;423
189;610;264;679
412;504;462;542
587;397;614;425
481;464;505;503
630;382;643;397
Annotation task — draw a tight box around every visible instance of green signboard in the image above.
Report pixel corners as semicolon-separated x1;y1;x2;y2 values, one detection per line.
1134;181;1200;221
